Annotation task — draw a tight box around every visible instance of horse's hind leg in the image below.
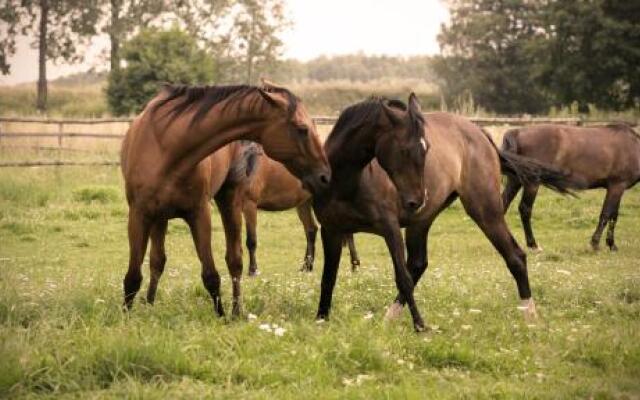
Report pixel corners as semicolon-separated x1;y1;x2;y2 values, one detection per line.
606;195;624;251
123;208;151;310
215;189;244;317
186;202;225;317
345;234;360;272
243;201;259;276
460;193;536;320
519;184;541;250
296;201;317;272
502;175;522;212
146;219;168;304
592;184;625;251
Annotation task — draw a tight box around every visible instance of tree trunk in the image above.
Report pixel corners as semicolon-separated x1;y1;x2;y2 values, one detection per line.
36;0;49;112
110;0;122;71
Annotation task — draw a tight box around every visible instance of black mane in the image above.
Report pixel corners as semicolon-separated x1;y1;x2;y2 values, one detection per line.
150;83;298;126
325;97;424;153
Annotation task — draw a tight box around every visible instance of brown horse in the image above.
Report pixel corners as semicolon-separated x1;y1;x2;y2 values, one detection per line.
217;142;360;276
120;82;330;317
312;97;575;331
501;123;640;251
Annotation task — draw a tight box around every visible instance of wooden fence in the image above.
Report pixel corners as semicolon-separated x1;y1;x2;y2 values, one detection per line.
0;115;630;167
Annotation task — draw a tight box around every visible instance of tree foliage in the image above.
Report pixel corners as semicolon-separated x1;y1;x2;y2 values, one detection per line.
106;27;215;115
0;0;101;110
435;0;640;114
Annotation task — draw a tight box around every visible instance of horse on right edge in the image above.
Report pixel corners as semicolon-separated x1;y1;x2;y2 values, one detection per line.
501;123;640;251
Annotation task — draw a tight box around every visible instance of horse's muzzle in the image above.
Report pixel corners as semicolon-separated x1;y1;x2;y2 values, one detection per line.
303;168;331;194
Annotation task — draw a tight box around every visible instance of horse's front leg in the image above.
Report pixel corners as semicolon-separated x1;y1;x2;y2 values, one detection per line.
382;222;425;332
316;227;344;320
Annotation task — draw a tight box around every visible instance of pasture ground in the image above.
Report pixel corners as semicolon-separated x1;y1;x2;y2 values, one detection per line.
0;165;639;399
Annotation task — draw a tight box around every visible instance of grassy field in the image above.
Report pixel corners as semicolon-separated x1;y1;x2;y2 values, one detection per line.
0;164;639;399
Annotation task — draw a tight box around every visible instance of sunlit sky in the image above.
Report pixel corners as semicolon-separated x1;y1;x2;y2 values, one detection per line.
0;0;449;85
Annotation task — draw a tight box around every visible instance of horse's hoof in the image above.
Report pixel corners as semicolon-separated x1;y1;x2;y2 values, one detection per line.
351;260;360;272
608;243;618;252
248;269;260;277
591;242;600;251
529;245;543;253
299;256;314;272
519;298;538;321
384;302;404;321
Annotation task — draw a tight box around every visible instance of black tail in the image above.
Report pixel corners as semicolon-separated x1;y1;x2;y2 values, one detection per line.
498;151;577;195
481;128;577;195
227;141;263;185
501;128;520;153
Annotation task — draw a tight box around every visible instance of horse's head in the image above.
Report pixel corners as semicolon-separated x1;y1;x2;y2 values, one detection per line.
374;93;428;213
256;81;330;194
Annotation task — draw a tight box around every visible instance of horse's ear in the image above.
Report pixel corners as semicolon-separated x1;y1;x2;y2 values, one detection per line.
260;77;286;91
382;101;404;126
258;89;288;110
408;92;425;137
408;93;422;116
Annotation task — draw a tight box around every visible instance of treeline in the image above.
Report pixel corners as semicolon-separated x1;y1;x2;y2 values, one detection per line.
1;0;289;112
435;0;640;114
273;55;436;83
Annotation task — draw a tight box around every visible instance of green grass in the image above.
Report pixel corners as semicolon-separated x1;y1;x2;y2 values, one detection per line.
0;166;639;399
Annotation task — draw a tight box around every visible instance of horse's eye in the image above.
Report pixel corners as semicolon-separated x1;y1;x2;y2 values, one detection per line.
297;127;309;138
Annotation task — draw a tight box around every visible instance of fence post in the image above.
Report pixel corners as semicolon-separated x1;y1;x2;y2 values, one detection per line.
57;122;64;149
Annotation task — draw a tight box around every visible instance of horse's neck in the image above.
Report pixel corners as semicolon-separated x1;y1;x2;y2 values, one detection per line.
326;138;375;199
166;113;265;180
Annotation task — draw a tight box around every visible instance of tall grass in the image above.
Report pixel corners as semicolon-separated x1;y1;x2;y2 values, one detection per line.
0;166;639;398
0;83;109;118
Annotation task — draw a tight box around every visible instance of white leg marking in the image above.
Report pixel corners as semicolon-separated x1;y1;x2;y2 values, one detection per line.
384;302;404;321
518;298;538;321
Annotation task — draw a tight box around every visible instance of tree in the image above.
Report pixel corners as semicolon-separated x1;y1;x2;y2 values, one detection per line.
217;0;289;84
539;0;640;112
435;0;640;114
0;0;101;111
435;0;549;114
104;0;165;71
106;27;215;115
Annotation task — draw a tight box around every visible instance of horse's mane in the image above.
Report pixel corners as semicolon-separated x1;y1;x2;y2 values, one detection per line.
325;97;423;151
150;83;298;127
604;122;640;140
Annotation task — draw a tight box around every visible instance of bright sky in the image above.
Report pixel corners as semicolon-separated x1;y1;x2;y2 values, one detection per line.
0;0;449;85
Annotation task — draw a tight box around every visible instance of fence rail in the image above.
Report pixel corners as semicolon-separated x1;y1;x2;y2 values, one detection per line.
1;115;636;168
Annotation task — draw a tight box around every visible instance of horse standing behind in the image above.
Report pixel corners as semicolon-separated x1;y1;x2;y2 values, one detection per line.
501;123;640;251
213;142;360;277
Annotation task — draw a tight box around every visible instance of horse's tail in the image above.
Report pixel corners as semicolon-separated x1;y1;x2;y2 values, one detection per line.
227;141;263;184
501;128;520;153
480;128;577;195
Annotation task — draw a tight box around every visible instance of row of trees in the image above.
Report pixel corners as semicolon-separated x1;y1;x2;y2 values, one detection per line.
0;0;288;111
435;0;640;114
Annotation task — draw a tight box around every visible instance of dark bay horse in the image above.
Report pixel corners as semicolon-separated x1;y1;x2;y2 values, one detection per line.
501;123;640;251
120;82;330;317
313;98;575;331
218;143;360;276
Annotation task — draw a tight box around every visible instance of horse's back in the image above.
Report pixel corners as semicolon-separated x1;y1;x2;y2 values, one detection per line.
508;124;640;186
254;157;310;210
